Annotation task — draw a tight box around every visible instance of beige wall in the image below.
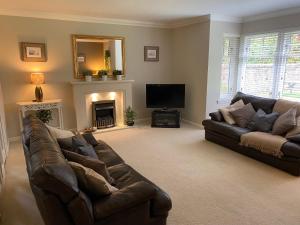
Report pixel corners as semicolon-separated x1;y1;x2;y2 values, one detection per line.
242;13;300;34
171;20;211;125
206;21;241;116
0;15;173;138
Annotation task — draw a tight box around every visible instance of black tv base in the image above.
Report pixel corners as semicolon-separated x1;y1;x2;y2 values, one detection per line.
151;110;181;128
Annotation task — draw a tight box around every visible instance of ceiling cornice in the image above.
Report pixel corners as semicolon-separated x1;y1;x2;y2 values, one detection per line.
0;9;171;28
243;7;300;22
168;15;210;28
0;9;245;30
210;14;242;23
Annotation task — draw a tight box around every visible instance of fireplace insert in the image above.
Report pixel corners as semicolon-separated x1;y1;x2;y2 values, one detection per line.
92;100;116;129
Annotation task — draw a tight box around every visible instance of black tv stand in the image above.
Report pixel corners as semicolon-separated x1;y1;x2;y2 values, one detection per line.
151;109;180;128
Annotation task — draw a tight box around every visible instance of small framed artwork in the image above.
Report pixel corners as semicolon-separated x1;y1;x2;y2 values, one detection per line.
77;54;86;63
144;46;159;62
21;42;47;62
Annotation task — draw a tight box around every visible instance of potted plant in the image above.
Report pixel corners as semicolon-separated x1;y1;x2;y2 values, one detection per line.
98;70;108;81
82;70;93;82
125;106;136;126
36;110;52;124
112;70;123;80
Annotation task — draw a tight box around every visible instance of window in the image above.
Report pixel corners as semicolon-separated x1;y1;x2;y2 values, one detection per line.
239;30;300;101
220;36;240;102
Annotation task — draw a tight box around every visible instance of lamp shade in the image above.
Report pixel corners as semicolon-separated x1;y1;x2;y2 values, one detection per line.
31;72;45;85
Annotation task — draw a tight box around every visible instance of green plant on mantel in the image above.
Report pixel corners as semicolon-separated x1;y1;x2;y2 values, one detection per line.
98;70;108;76
36;110;52;124
112;70;123;76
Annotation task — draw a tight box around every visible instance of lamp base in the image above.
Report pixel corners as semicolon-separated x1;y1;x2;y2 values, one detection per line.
35;86;43;102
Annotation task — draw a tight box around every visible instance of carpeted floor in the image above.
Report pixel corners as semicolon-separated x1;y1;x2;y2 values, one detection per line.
2;123;300;225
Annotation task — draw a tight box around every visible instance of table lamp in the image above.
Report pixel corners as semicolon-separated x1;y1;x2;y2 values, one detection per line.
31;72;45;102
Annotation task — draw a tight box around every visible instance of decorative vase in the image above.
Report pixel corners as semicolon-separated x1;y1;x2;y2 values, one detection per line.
116;75;123;81
126;120;134;126
35;86;43;102
101;75;108;81
85;76;92;82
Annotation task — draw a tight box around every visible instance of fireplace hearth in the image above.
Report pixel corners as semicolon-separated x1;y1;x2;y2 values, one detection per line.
92;100;116;129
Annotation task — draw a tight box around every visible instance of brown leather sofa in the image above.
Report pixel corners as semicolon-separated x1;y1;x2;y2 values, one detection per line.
22;115;172;225
202;92;300;176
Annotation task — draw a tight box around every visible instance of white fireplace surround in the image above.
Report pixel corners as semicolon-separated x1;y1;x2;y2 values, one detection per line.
71;80;134;130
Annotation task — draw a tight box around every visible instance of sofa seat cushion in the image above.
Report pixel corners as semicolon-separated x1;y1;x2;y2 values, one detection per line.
108;164;172;217
281;142;300;158
202;119;251;141
94;146;124;167
93;181;156;220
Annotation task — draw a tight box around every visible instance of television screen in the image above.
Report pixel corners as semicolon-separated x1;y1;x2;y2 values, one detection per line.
146;84;185;108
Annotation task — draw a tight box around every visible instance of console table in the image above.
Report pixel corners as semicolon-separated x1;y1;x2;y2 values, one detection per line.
17;99;64;131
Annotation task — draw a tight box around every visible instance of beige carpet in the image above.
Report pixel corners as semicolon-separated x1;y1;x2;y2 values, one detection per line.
2;123;300;225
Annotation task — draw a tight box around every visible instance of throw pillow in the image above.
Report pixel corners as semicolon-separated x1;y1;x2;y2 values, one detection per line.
72;135;98;159
247;109;279;133
82;133;99;146
68;162;118;198
287;134;300;144
57;137;73;150
62;150;114;184
286;116;300;138
272;108;297;135
46;124;74;139
219;100;245;125
230;103;256;128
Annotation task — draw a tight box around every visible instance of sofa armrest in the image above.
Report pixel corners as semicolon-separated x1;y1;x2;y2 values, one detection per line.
209;111;224;122
93;181;156;220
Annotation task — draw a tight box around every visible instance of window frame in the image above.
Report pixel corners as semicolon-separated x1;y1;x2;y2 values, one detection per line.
219;34;240;103
237;27;300;102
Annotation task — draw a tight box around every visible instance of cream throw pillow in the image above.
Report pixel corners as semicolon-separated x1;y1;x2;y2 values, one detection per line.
219;100;245;125
69;161;118;197
286;116;300;138
46;124;74;139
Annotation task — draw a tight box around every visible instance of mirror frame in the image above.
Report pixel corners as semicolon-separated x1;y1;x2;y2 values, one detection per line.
72;34;126;79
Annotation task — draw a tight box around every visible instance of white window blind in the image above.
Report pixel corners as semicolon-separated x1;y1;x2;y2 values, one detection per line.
220;36;240;105
279;31;300;101
239;30;300;101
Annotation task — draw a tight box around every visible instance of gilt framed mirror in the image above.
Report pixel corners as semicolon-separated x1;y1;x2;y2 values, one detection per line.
72;34;125;79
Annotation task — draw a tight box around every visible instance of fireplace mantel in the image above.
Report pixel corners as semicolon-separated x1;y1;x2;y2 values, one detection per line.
71;80;134;130
71;80;135;85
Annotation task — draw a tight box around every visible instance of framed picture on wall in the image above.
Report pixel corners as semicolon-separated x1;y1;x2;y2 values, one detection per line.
21;42;47;62
144;46;159;62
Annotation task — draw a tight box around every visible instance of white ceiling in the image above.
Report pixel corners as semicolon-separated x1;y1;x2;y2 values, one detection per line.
1;0;300;26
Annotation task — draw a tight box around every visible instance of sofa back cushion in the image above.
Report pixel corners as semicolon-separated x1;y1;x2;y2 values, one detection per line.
29;125;80;203
231;92;276;114
273;99;300;116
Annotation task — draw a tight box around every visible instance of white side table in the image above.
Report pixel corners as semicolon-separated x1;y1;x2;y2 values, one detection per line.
17;99;64;132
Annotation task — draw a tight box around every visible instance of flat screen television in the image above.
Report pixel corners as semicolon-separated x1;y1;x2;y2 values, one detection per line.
146;84;185;108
